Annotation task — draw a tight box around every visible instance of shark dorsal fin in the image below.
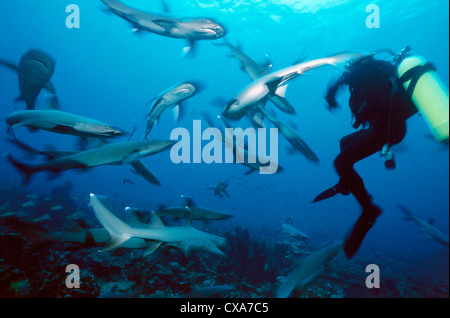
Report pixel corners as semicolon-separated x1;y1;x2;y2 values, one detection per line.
181;195;194;207
149;211;165;228
428;217;435;225
124;206;143;226
285;216;294;225
84;230;95;245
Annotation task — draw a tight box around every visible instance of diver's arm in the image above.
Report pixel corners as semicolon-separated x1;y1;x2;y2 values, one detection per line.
324;75;347;109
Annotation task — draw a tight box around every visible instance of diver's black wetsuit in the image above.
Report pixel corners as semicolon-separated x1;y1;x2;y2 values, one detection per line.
323;56;417;258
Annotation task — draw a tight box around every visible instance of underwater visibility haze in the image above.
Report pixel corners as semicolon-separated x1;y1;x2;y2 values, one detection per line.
0;0;448;298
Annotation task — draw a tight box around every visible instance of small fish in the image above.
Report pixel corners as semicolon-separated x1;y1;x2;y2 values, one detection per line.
0;202;10;212
22;201;35;208
281;217;309;242
34;214;52;222
50;205;64;211
207;181;230;199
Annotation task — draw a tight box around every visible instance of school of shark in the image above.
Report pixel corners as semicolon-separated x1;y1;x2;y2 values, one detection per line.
0;0;448;299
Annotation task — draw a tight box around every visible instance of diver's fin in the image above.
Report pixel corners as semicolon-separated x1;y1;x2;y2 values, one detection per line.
312;183;349;203
344;205;381;259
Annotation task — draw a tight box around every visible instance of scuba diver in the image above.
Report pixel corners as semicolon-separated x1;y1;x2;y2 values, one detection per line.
313;47;449;259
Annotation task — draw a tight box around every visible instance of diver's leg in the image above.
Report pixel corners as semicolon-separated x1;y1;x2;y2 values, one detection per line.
334;128;385;207
334;128;385;258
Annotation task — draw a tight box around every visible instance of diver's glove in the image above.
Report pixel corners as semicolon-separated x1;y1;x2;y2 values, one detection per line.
324;79;341;109
325;93;338;109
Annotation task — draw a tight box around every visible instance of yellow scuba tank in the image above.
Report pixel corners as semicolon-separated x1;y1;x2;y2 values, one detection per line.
397;55;449;143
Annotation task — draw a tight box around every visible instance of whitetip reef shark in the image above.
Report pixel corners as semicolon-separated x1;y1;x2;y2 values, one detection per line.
89;193;226;256
213;39;296;114
8;139;174;185
0;49;59;110
6;109;124;138
258;106;319;162
398;205;449;247
276;243;344;298
281;216;309;242
222;52;374;120
144;82;198;138
101;0;226;57
129;196;232;221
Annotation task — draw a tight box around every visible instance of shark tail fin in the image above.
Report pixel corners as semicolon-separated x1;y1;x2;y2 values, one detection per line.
89;193;132;251
7;154;35;185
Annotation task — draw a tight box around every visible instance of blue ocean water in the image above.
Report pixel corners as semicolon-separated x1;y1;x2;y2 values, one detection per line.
0;0;448;298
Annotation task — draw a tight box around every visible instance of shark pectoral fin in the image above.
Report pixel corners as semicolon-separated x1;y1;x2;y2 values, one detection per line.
239;62;247;73
143;241;162;256
172;104;180;122
131;160;161;185
205;242;226;257
44;81;56;94
266;78;284;97
182;40;196;59
177;243;190;257
275;84;288;98
131;27;146;37
103;233;132;251
244;167;257;175
0;59;19;72
122;152;140;165
43;83;59;109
